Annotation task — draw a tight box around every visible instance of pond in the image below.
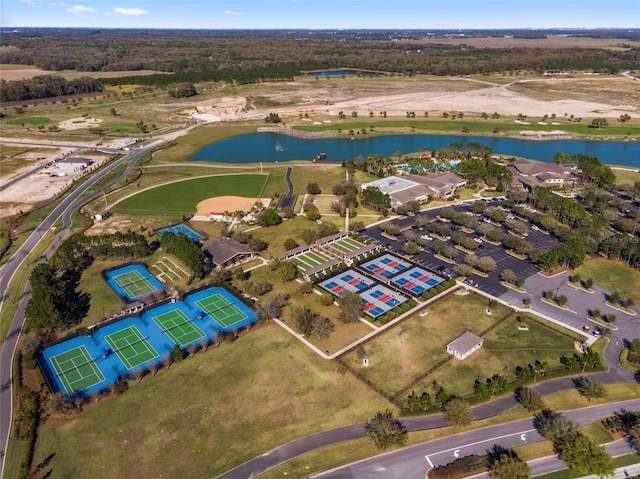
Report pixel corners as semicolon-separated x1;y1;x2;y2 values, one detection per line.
187;132;640;167
306;69;360;77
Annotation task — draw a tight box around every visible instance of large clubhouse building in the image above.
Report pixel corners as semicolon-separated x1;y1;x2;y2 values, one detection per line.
362;172;467;208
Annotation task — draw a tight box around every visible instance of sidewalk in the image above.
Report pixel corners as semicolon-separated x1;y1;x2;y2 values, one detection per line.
577;463;640;478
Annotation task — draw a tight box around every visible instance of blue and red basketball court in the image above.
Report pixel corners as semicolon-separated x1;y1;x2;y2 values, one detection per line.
360;253;410;278
390;266;444;296
319;269;374;296
360;285;408;319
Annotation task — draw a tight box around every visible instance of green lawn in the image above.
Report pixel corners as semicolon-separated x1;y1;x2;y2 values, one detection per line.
611;165;640;185
403;311;577;400
113;174;268;214
573;258;640;304
341;292;508;396
32;325;391;479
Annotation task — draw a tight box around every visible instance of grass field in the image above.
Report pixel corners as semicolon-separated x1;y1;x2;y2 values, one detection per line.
113;174;268;214
573;258;640;304
612;166;640;185
412;313;577;399
32;324;391;478
341;292;509;396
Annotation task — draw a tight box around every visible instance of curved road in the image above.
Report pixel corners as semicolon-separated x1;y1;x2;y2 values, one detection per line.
313;398;640;479
0;140;165;479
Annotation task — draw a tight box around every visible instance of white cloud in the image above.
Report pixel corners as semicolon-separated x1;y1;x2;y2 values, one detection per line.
113;7;148;16
224;10;246;16
19;0;36;5
67;4;96;13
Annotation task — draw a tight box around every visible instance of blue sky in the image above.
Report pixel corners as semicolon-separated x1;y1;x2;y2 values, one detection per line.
2;1;639;29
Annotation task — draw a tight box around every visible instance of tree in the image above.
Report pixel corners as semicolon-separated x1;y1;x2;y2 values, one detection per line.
364;410;407;449
555;294;568;307
168;82;197;98
501;269;518;284
361;186;391;214
306;182;321;194
283;238;298;250
516;387;545;412
25;263;68;331
257;208;282;227
487;448;531;479
338;291;363;323
264;112;281;123
560;434;613;477
590;118;609;129
443;397;472;427
278;261;297;282
535;410;581;445
44;392;73;415
110;107;117;116
19;331;44;356
305;206;321;221
575;377;606;402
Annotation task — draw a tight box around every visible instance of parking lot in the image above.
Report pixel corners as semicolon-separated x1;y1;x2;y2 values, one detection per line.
359;198;560;299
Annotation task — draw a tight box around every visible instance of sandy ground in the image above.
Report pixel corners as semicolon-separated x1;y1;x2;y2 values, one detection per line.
59;117;103;130
189;83;637;124
0;152;112;217
196;196;261;215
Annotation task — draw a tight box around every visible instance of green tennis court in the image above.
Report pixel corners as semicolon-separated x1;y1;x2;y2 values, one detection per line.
113;270;156;299
105;326;158;369
50;346;105;394
196;294;247;328
152;309;205;346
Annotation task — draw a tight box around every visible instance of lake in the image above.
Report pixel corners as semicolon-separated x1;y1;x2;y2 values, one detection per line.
187;132;640;167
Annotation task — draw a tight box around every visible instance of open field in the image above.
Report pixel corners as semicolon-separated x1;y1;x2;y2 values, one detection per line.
612;166;640;185
0;64;169;81
573;258;640;304
113;174;268;214
399;311;578;400
341;292;509;396
32;324;391;479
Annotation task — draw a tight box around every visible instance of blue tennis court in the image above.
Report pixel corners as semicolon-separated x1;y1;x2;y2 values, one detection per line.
359;285;408;319
39;286;257;396
391;267;444;296
318;269;374;297
104;264;164;302
156;224;204;242
360;253;410;278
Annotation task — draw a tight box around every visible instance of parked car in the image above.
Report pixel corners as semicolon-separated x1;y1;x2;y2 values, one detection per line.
474;237;483;243
583;326;590;333
531;225;540;231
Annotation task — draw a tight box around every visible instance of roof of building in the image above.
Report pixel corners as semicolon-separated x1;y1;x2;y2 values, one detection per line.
447;331;484;355
345;244;379;259
202;238;254;266
277;244;313;260
406;172;466;189
509;158;565;177
315;232;348;246
59;157;92;164
304;259;341;277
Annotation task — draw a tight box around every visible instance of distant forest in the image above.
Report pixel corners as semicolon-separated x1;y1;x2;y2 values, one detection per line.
1;29;640;102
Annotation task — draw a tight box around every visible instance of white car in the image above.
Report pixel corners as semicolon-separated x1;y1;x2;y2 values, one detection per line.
421;234;433;241
483;218;491;223
465;211;475;216
522;232;529;237
531;225;540;231
474;237;483;243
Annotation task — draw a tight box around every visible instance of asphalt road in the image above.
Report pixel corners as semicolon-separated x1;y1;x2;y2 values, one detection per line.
0;142;162;479
313;398;640;479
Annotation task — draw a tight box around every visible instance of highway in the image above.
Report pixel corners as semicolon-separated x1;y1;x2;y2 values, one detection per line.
0;140;164;479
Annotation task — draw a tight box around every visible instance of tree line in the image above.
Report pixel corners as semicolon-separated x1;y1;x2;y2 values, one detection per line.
2;29;639;78
0;75;104;103
159;232;207;280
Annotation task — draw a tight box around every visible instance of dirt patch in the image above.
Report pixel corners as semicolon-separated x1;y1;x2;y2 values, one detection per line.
196;196;261;215
59;117;103;130
0;66;54;81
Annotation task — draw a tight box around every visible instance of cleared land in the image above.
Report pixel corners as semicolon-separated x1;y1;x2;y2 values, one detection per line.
32;324;391;479
341;292;509;396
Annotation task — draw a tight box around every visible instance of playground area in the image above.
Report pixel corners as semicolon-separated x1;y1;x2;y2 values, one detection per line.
391;267;445;296
360;253;411;278
156;223;204;242
360;285;408;319
103;264;164;302
319;269;374;296
38;286;256;395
